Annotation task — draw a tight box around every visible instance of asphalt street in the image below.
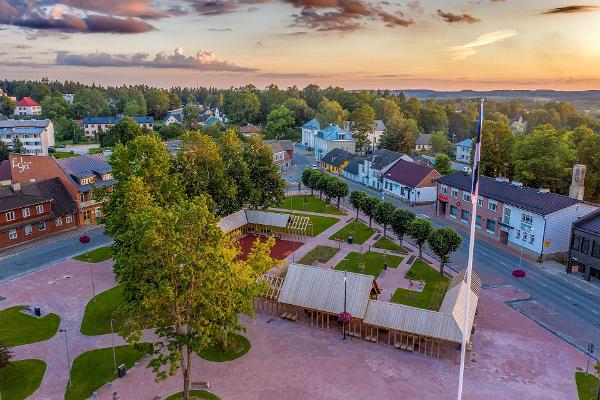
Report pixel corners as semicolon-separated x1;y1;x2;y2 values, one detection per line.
289;145;600;355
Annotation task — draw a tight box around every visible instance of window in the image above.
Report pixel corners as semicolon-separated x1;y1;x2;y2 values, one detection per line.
38;221;46;231
25;225;33;235
450;205;458;218
521;213;533;224
488;200;497;212
529;234;535;244
66;215;73;224
516;229;521;239
478;198;483;207
22;208;30;217
5;211;15;222
95;208;102;218
56;217;62;226
581;237;590;255
461;209;470;222
451;188;459;198
441;185;448;195
36;204;44;214
523;232;528;241
463;192;471;202
8;229;17;240
486;219;496;232
79;193;86;203
592;241;600;259
476;216;482;229
572;235;581;250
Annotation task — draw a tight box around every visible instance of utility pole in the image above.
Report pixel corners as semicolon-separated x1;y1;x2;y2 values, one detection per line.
110;319;117;376
59;329;72;387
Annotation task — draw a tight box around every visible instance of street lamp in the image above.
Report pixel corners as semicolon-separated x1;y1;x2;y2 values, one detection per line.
59;329;72;387
343;269;347;341
110;319;117;376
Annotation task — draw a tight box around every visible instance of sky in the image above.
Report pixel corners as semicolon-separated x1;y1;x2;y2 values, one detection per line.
1;0;600;90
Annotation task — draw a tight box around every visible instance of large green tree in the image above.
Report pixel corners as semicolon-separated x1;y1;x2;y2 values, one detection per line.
242;135;286;210
429;131;453;155
349;190;367;220
349;104;376;152
282;97;314;125
378;115;419;154
360;196;380;228
316;98;348;128
373;201;396;237
0;96;16;116
264;105;296;140
511;124;575;194
390;208;415;245
419;105;448;134
145;89;170;119
434;154;453;175
73;88;111;117
428;227;462;275
577;133;600;202
99;117;144;147
479;120;515;178
0;341;11;369
224;90;261;125
55;116;84;143
408;218;433;258
41;95;70;120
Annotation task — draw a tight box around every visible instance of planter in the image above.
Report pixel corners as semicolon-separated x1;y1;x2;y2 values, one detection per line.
512;269;526;278
79;235;91;244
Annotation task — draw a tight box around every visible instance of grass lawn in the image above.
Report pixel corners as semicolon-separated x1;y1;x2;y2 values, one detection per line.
576;372;600;400
271;211;339;236
165;390;221;400
197;333;250;362
0;359;46;400
65;344;151;400
333;251;403;277
277;195;345;215
52;151;79;159
298;245;339;265
0;306;60;346
329;220;374;245
372;237;408;254
74;246;112;263
88;147;102;154
391;259;449;310
80;285;124;336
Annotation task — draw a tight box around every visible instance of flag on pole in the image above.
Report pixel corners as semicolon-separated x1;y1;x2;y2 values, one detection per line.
457;99;484;400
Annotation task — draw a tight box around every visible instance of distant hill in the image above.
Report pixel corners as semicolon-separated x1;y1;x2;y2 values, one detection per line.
390;90;600;101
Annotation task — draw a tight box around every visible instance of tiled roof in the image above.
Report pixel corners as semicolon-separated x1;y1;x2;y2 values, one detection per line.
457;138;472;148
163;109;183;123
56;154;115;193
384;159;437;188
315;124;353;142
0;119;51;129
415;134;432;145
0;127;44;135
0;160;11;182
83;116;153;125
267;141;286;154
240;124;262;134
374;120;386;131
343;156;364;176
0;178;77;216
264;139;293;151
302;118;320;130
321;148;355;168
16;97;39;107
436;172;581;215
573;209;600;236
367;148;403;171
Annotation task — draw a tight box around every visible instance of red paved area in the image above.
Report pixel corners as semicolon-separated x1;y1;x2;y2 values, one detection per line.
238;235;302;260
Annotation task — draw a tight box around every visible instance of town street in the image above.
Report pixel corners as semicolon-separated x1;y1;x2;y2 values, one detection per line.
289;145;600;356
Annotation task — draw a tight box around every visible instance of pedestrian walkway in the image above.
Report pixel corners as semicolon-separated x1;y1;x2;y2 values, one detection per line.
538;260;600;296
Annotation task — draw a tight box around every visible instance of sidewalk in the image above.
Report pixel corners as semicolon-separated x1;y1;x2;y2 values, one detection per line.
538;260;600;296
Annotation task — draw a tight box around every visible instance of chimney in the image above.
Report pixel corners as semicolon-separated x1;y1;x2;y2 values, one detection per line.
569;164;586;200
11;182;21;192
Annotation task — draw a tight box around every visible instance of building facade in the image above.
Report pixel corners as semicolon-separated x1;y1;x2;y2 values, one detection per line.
321;148;355;175
415;134;432;152
436;172;598;259
0;179;78;249
83;116;154;138
14;97;41;116
382;159;440;204
358;149;412;190
567;209;600;281
267;141;292;172
455;139;472;163
301;118;320;149
313;125;355;161
0;119;55;156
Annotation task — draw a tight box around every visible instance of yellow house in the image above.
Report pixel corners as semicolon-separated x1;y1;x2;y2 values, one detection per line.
321;148;356;175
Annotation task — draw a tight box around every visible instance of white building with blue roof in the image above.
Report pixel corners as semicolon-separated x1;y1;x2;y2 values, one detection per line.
0;119;55;156
301;118;320;149
455;138;472;163
313;124;355;161
83;115;153;138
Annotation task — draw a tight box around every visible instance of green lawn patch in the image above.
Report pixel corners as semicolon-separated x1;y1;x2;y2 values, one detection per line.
298;245;339;265
80;285;125;336
329;220;374;245
53;151;79;159
165;390;221;400
373;237;408;254
0;306;60;346
0;359;46;400
197;333;250;362
74;247;112;263
333;251;403;277
391;259;449;310
576;371;600;400
88;147;103;154
65;344;151;400
277;195;345;215
271;211;339;236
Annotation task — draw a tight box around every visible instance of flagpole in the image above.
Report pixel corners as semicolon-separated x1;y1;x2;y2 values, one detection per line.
457;99;484;400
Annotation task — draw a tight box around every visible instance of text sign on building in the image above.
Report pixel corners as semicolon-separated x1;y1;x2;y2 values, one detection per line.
11;156;31;173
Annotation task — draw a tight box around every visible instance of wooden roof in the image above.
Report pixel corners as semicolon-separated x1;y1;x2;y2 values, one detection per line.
278;264;376;317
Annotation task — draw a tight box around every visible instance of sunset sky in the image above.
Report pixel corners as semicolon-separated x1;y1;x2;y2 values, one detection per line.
1;0;599;90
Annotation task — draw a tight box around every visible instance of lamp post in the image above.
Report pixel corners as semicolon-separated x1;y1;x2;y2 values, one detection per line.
59;329;72;387
343;269;347;341
110;319;117;376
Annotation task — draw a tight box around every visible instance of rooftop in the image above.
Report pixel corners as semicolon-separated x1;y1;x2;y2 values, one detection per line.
16;97;39;107
83;116;153;125
343;156;364;176
302;118;320;130
415;134;432;145
367;148;404;170
0;119;51;129
0;178;78;217
55;154;115;192
315;124;353;142
240;124;262;134
457;138;472;148
436;172;581;215
384;159;438;188
573;209;600;236
321;147;355;168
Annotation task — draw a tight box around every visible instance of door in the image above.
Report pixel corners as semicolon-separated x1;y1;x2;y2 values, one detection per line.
439;201;447;216
83;210;92;223
500;230;509;244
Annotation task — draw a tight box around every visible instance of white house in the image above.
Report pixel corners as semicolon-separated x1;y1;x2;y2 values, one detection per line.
83;116;153;138
14;97;41;116
63;94;74;105
301;118;320;149
343;119;386;151
455;138;472;163
358;149;412;190
313;124;355;161
163;108;183;125
0;119;55;156
415;134;432;152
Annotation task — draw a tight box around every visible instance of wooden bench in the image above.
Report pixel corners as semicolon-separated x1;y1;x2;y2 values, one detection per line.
191;381;210;390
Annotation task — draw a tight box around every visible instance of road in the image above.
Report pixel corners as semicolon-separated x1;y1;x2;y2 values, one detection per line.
0;226;112;282
289;145;600;355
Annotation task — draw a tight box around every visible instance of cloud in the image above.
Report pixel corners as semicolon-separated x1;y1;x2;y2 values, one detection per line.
56;47;256;72
541;5;598;14
437;9;480;23
187;0;239;15
377;10;413;27
445;29;517;60
207;27;232;31
57;0;172;19
13;44;31;49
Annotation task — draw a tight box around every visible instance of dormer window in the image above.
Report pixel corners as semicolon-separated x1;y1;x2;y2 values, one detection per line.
101;173;113;181
80;176;95;185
